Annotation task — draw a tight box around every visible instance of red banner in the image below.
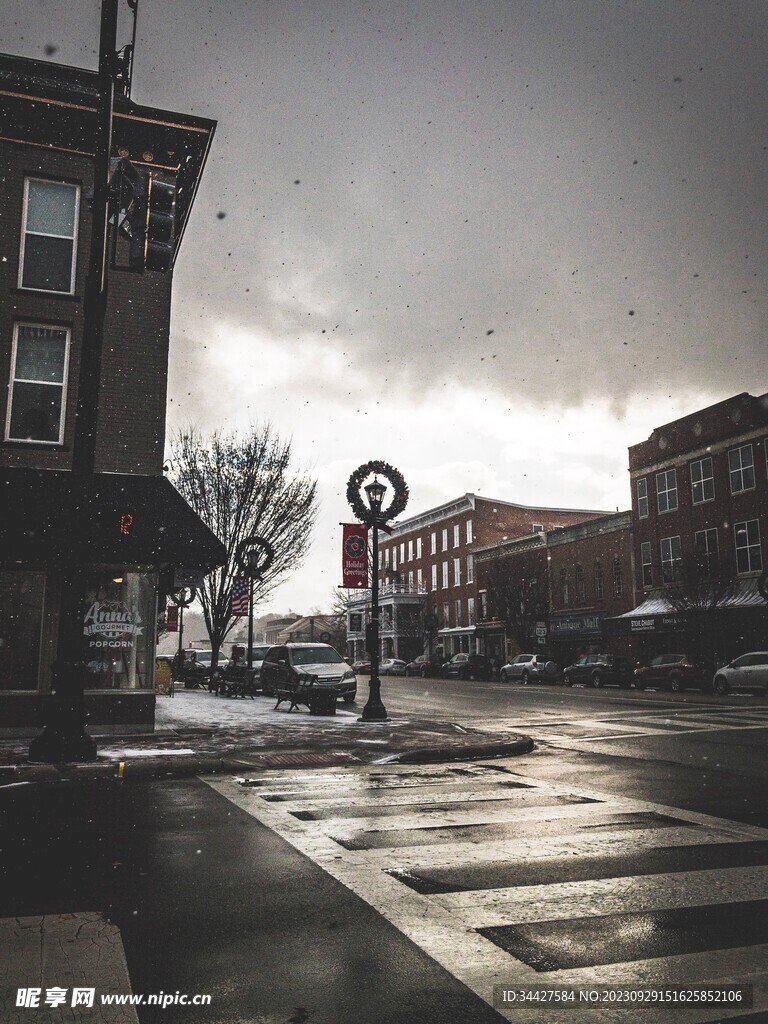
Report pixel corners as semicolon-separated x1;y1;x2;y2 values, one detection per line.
341;523;369;588
166;606;178;632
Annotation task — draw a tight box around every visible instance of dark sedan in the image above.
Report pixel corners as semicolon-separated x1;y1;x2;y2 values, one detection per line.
405;655;443;678
442;653;492;681
634;653;707;692
563;654;632;689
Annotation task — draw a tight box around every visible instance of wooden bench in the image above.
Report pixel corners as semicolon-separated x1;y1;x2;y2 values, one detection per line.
274;674;340;715
217;664;257;698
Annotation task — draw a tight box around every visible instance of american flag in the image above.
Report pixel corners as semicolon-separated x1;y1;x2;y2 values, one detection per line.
231;576;250;616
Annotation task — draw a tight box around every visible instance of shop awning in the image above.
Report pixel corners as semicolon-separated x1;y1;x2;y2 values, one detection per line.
0;467;226;583
614;578;767;618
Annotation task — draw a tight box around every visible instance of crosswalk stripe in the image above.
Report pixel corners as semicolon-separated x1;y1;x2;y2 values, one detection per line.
205;763;768;1022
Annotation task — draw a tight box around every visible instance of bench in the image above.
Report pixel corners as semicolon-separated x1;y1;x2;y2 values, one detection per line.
274;674;340;715
217;664;258;699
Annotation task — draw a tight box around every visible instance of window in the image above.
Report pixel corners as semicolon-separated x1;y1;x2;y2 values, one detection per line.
453;524;460;548
408;571;414;589
399;543;405;564
641;542;653;587
407;540;413;561
729;445;755;494
431;564;438;590
455;600;462;626
5;324;69;444
613;558;623;597
441;529;448;551
443;602;450;627
466;519;473;544
416;537;422;559
690;457;714;504
660;536;682;583
417;568;423;589
442;561;449;588
20;178;80;293
430;532;437;555
656;469;678;513
467;597;475;625
466;553;474;584
636;478;649;518
695;528;719;574
575;566;585;602
735;520;762;574
560;570;569;606
531;523;544;534
453;557;461;586
594;561;604;599
392;547;397;571
478;591;488;620
385;548;390;567
377;550;382;570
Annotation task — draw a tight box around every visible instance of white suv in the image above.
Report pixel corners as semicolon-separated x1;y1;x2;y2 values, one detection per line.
260;643;357;702
499;653;560;684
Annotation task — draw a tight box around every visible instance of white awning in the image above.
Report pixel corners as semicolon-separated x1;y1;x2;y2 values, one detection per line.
615;578;766;618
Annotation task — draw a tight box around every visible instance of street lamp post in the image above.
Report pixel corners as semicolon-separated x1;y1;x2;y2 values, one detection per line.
362;478;387;721
346;460;409;723
235;536;275;669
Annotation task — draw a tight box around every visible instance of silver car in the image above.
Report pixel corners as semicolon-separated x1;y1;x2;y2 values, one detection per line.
499;653;560;684
713;652;768;695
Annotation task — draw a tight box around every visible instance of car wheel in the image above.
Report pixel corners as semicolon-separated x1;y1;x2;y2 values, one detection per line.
713;675;729;696
591;671;603;688
500;669;508;683
668;674;685;693
563;672;573;687
521;670;530;685
421;668;428;678
634;678;645;691
343;695;355;704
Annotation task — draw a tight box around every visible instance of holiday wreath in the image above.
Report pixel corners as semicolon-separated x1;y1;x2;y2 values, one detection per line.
346;460;409;525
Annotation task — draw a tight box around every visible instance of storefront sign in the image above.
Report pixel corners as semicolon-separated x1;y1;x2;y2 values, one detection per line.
83;599;144;650
631;614;685;633
342;523;369;588
549;613;604;636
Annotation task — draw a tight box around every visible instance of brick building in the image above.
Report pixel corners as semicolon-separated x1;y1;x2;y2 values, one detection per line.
474;511;635;665
0;53;224;735
346;493;608;662
611;391;768;667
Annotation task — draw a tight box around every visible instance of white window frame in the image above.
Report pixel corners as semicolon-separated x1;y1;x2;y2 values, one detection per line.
641;541;653;587
660;535;683;583
5;322;70;445
19;177;80;295
575;565;585;602
690;457;714;505
384;548;390;567
399;543;405;564
417;568;423;590
594;561;604;600
729;445;755;494
407;540;413;561
431;564;438;590
466;553;473;584
656;469;678;513
441;528;448;552
430;532;437;555
467;597;475;625
466;519;473;544
416;537;422;559
734;520;762;575
454;599;462;627
442;561;449;588
453;524;460;548
453;557;461;586
636;478;649;518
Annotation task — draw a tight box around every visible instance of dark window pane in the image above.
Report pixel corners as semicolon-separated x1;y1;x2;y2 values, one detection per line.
15;326;67;382
8;382;62;442
21;235;74;292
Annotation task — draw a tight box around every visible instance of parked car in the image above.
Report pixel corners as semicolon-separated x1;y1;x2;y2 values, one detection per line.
442;653;492;681
405;654;443;678
352;659;371;675
634;653;706;693
499;653;560;684
247;644;271;681
261;643;357;702
563;654;632;689
380;658;407;676
182;649;220;687
712;652;768;695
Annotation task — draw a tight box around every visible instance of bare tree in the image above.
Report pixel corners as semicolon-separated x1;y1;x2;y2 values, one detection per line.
483;550;549;654
169;425;318;670
664;548;736;671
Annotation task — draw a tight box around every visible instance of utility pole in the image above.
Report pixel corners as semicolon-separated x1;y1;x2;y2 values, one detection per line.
29;0;120;762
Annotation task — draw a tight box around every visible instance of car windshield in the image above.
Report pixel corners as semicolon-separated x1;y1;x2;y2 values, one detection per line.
292;647;344;666
251;647;270;660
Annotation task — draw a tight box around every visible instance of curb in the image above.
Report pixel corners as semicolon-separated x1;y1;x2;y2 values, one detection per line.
375;735;535;764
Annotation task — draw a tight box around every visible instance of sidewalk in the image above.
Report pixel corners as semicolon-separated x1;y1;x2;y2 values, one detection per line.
0;687;533;784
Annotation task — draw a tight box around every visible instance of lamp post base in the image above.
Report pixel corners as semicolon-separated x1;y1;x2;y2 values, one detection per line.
360;674;388;721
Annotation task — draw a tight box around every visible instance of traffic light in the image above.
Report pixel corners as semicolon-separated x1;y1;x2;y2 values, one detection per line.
115;159;176;273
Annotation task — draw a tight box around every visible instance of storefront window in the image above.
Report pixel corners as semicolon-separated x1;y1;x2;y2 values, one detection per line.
83;571;155;689
0;571;45;690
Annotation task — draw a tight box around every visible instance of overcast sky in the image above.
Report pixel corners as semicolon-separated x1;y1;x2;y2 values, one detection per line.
5;0;768;614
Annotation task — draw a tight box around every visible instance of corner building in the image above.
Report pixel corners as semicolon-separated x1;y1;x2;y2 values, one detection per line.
0;54;224;735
